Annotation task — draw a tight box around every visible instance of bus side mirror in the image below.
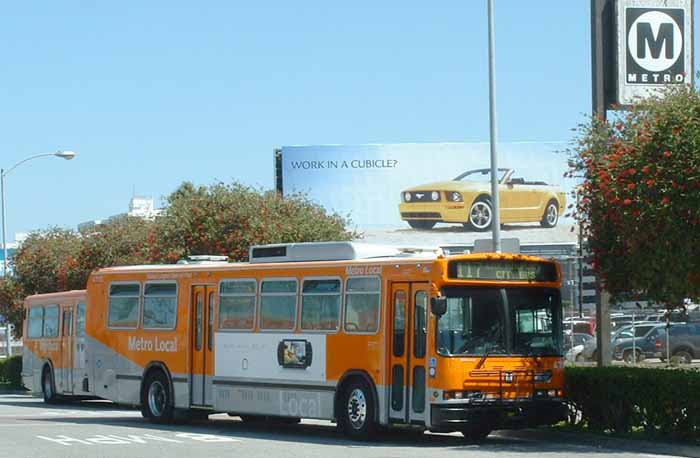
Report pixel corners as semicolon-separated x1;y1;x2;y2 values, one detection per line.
431;297;447;316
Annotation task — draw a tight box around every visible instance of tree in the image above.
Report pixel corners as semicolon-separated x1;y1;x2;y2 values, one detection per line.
152;182;358;262
2;181;358;331
569;86;700;306
12;228;83;294
0;278;26;338
77;216;155;279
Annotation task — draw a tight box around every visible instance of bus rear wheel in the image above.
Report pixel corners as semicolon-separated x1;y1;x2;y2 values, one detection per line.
42;366;57;404
141;372;174;423
339;379;376;440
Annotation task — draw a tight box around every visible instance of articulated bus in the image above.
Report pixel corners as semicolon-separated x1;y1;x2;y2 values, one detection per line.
23;242;566;440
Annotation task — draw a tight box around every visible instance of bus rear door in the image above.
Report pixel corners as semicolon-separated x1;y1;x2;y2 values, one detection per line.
190;285;215;406
388;282;429;425
60;307;74;394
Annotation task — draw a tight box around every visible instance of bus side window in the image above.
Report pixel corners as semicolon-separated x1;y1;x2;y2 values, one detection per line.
27;306;44;339
301;278;341;331
219;279;257;330
76;303;86;337
143;282;178;329
43;305;59;338
344;277;381;333
108;283;141;329
260;279;297;330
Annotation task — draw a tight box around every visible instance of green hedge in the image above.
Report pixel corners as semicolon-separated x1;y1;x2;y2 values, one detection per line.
0;355;22;388
565;366;700;439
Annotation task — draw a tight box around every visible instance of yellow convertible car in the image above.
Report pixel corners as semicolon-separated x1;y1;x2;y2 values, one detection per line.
399;168;566;231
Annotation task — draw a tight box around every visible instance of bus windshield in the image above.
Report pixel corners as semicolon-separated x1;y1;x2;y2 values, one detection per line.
437;287;562;357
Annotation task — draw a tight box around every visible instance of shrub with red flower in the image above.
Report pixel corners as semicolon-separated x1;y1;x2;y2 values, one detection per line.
569;85;700;306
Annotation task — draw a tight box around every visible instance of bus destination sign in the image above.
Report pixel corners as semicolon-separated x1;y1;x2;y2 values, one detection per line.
448;260;558;282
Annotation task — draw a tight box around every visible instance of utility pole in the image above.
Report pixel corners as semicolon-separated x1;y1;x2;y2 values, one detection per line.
487;0;501;253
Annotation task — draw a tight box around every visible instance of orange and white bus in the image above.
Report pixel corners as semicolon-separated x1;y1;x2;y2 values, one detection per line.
22;290;92;402
24;242;566;440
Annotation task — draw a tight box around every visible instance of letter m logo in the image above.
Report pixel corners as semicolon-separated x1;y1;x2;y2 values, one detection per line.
636;22;674;59
625;7;685;83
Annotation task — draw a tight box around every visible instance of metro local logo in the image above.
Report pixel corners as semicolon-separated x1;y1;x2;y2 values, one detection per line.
128;336;178;352
626;7;685;84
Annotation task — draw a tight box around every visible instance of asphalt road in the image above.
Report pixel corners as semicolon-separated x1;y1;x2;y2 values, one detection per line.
0;395;693;458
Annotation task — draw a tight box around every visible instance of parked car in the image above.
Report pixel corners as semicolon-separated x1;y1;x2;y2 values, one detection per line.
565;344;585;363
580;322;655;361
563;332;594;353
398;168;566;231
563;318;596;336
563;332;593;362
658;323;700;364
613;323;669;363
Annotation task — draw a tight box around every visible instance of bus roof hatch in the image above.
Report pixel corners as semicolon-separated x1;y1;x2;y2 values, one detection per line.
249;242;438;264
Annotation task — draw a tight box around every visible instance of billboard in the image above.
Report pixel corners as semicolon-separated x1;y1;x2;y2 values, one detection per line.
278;142;579;246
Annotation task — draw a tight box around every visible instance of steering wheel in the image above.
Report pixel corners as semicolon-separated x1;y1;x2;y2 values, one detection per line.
345;322;359;332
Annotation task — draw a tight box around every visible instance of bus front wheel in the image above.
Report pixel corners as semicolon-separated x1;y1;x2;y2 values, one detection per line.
141;371;174;423
461;423;493;442
339;379;376;440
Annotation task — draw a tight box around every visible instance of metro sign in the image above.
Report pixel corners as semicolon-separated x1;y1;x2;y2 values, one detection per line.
627;8;684;84
616;1;693;106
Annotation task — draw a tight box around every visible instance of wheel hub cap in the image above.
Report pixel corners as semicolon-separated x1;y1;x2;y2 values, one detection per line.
347;389;367;429
148;381;166;417
470;203;491;228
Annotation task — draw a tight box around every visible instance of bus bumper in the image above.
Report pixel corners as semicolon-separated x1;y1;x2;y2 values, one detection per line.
429;399;567;432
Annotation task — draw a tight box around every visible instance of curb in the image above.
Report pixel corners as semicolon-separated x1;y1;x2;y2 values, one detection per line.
500;428;700;458
0;388;30;396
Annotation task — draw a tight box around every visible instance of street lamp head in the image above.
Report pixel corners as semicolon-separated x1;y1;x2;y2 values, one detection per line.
54;150;76;160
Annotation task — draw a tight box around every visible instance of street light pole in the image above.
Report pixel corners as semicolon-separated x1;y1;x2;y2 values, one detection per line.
487;0;501;253
1;170;6;279
1;151;76;277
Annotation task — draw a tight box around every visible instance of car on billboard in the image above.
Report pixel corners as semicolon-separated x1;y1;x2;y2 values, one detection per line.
398;168;566;231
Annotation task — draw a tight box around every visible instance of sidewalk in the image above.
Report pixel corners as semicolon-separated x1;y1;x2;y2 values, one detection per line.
501;428;700;458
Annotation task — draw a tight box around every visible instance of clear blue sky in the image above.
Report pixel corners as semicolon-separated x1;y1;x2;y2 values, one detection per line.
0;2;696;240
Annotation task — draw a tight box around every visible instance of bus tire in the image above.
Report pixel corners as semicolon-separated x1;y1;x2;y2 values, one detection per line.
339;378;376;440
141;371;174;423
461;423;493;442
42;365;58;404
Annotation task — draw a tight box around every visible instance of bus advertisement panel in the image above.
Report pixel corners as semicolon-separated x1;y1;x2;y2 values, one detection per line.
277;142;579;246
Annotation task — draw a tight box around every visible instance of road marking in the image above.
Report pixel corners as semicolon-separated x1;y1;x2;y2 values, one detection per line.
37;433;241;446
0;411;140;418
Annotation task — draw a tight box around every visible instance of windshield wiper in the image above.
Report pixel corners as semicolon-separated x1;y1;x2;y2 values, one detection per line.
475;346;493;369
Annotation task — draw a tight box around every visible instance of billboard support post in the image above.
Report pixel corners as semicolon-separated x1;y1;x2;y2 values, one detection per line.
487;0;501;253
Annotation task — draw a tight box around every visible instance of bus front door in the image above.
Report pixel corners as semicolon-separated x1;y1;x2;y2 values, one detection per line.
60;308;74;394
190;285;215;406
389;282;429;425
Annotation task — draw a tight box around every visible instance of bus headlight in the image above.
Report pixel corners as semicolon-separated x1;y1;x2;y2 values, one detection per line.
534;389;564;398
443;390;482;400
